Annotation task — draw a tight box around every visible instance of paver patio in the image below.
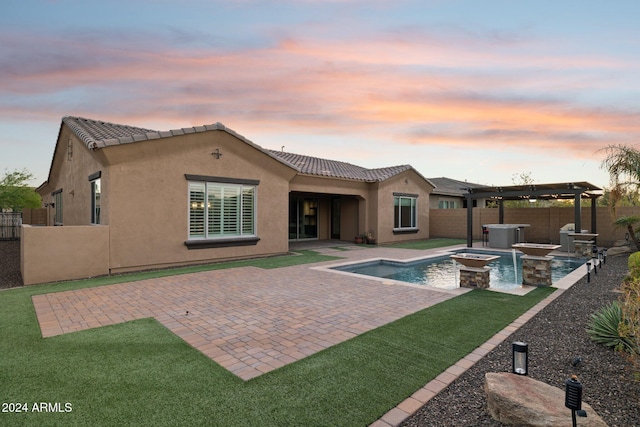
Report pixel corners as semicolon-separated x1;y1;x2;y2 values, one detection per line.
32;246;467;380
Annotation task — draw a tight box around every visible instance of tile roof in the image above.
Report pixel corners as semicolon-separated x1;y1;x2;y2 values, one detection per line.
62;116;255;150
62;116;426;183
267;150;414;182
62;116;158;149
428;177;484;196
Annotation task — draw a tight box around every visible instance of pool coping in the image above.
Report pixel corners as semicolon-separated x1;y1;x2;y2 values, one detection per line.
314;246;587;297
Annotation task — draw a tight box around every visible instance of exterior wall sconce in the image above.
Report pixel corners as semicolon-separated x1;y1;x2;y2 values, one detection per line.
512;341;528;375
211;148;222;159
565;375;585;427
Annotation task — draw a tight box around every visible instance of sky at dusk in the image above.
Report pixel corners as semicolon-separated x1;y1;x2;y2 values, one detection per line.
2;0;639;189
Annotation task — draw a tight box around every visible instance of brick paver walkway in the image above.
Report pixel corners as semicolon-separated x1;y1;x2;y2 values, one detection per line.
32;246;466;381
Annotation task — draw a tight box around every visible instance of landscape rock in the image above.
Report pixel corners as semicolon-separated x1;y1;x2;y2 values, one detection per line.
484;372;607;426
611;240;631;247
606;245;632;256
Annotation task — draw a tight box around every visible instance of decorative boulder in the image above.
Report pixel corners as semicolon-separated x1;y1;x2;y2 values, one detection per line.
484;372;607;426
606;245;632;256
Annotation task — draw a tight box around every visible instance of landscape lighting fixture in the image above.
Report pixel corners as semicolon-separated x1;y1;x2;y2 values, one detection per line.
565;375;585;427
512;341;528;376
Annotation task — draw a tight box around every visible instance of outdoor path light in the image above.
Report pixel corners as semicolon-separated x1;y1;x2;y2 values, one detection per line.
512;341;528;375
598;250;603;269
565;375;586;427
586;261;591;283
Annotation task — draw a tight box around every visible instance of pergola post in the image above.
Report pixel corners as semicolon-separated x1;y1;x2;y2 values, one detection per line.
591;196;597;233
466;194;473;247
574;192;582;233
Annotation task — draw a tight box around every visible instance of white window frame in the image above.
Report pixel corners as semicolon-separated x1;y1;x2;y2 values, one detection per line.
393;194;418;230
90;178;101;224
438;199;459;209
53;189;63;226
187;180;257;241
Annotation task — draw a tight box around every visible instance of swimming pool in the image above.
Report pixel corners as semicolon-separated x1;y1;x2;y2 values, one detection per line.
331;250;585;291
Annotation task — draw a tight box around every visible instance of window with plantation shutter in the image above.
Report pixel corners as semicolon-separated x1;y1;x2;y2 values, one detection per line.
189;183;206;238
188;180;257;241
242;187;255;235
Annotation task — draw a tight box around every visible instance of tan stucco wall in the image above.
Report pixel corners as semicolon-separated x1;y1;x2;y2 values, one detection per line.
289;175;370;196
100;130;296;273
21;224;109;285
289;171;432;244
340;196;360;241
38;125;297;274
38;127;107;226
429;206;635;247
376;170;432;243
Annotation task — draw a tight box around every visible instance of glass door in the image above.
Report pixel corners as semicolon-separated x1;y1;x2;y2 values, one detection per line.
289;197;318;240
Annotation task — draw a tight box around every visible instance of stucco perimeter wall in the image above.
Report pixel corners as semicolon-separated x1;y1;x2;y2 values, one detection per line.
21;225;109;285
429;206;640;247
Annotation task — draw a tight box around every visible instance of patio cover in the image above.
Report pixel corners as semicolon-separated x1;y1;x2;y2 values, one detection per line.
462;182;603;247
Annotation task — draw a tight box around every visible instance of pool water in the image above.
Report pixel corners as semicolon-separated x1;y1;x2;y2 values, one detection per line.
333;250;585;291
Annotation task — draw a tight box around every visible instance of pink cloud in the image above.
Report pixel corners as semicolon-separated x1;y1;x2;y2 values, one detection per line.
1;26;638;164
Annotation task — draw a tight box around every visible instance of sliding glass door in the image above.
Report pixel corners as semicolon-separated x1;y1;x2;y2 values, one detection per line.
289;197;318;240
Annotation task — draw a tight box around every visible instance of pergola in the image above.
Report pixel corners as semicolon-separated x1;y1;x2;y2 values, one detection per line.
463;182;603;247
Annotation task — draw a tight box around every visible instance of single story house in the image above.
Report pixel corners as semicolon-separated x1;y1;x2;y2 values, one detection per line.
35;116;434;275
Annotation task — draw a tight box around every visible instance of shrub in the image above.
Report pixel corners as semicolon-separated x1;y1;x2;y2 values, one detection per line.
619;277;640;380
628;251;640;279
586;301;635;353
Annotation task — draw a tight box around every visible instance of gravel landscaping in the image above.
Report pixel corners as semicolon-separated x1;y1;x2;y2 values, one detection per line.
0;240;21;289
401;252;639;427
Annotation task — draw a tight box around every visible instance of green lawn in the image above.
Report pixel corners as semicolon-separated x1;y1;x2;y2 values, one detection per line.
0;245;553;426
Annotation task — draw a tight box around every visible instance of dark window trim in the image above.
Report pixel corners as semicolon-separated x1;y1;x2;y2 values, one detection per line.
184;236;260;249
185;174;260;186
393;228;419;235
52;188;62;196
88;171;101;181
393;192;419;198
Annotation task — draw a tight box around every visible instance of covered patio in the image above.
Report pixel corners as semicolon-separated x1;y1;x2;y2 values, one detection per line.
463;182;603;247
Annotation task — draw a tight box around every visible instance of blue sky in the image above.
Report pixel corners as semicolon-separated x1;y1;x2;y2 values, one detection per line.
2;0;639;188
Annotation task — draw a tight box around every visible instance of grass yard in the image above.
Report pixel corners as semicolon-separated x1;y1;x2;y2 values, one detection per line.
0;244;553;426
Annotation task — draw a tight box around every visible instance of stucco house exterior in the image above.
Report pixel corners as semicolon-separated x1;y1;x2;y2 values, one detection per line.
33;116;434;278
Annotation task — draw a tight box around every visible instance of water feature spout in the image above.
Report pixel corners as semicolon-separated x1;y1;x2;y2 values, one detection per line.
452;258;458;287
512;249;518;286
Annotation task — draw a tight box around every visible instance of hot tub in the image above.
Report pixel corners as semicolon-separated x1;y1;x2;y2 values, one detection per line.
485;224;530;249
